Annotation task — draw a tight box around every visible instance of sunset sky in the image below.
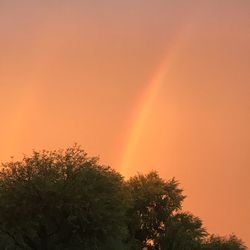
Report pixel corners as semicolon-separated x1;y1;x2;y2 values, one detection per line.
0;0;250;246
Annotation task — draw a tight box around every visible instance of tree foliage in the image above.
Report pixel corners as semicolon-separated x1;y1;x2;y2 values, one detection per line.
202;234;247;250
159;212;206;250
0;146;129;249
0;146;247;250
127;172;185;249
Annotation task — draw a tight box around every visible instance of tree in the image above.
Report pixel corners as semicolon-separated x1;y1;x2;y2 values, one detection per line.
160;212;206;250
0;146;247;250
127;171;186;249
126;172;247;250
202;234;247;250
0;145;130;250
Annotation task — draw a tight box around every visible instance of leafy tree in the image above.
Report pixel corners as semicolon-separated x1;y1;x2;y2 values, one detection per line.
127;171;186;249
0;146;247;250
126;172;247;250
160;212;207;250
202;234;247;250
0;145;130;250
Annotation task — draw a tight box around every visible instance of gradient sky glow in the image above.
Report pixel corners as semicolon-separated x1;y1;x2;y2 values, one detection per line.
0;0;250;247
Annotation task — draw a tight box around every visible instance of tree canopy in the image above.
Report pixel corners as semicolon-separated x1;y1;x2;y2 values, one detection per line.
0;146;129;249
0;146;247;250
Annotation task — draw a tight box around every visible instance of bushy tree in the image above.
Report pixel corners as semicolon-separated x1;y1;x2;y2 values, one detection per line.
202;234;247;250
0;146;247;250
127;171;187;249
160;212;206;250
0;146;129;249
126;172;248;250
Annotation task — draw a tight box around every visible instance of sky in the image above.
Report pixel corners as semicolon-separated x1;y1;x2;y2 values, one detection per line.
0;0;250;246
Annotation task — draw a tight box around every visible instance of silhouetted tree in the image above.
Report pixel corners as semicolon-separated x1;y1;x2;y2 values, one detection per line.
126;172;247;250
0;146;247;250
159;212;206;250
0;145;129;249
127;171;187;249
202;234;246;250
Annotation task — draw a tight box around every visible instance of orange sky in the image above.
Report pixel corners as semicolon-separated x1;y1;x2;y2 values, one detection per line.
0;0;249;247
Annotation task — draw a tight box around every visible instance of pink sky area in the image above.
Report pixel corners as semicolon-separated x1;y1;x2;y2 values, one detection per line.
0;0;249;247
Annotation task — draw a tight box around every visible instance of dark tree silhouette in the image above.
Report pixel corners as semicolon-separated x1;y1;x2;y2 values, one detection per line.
127;172;185;249
0;146;129;249
0;146;247;250
202;234;247;250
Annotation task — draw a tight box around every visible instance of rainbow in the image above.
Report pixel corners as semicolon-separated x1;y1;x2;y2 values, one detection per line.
2;12;57;160
119;28;190;177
